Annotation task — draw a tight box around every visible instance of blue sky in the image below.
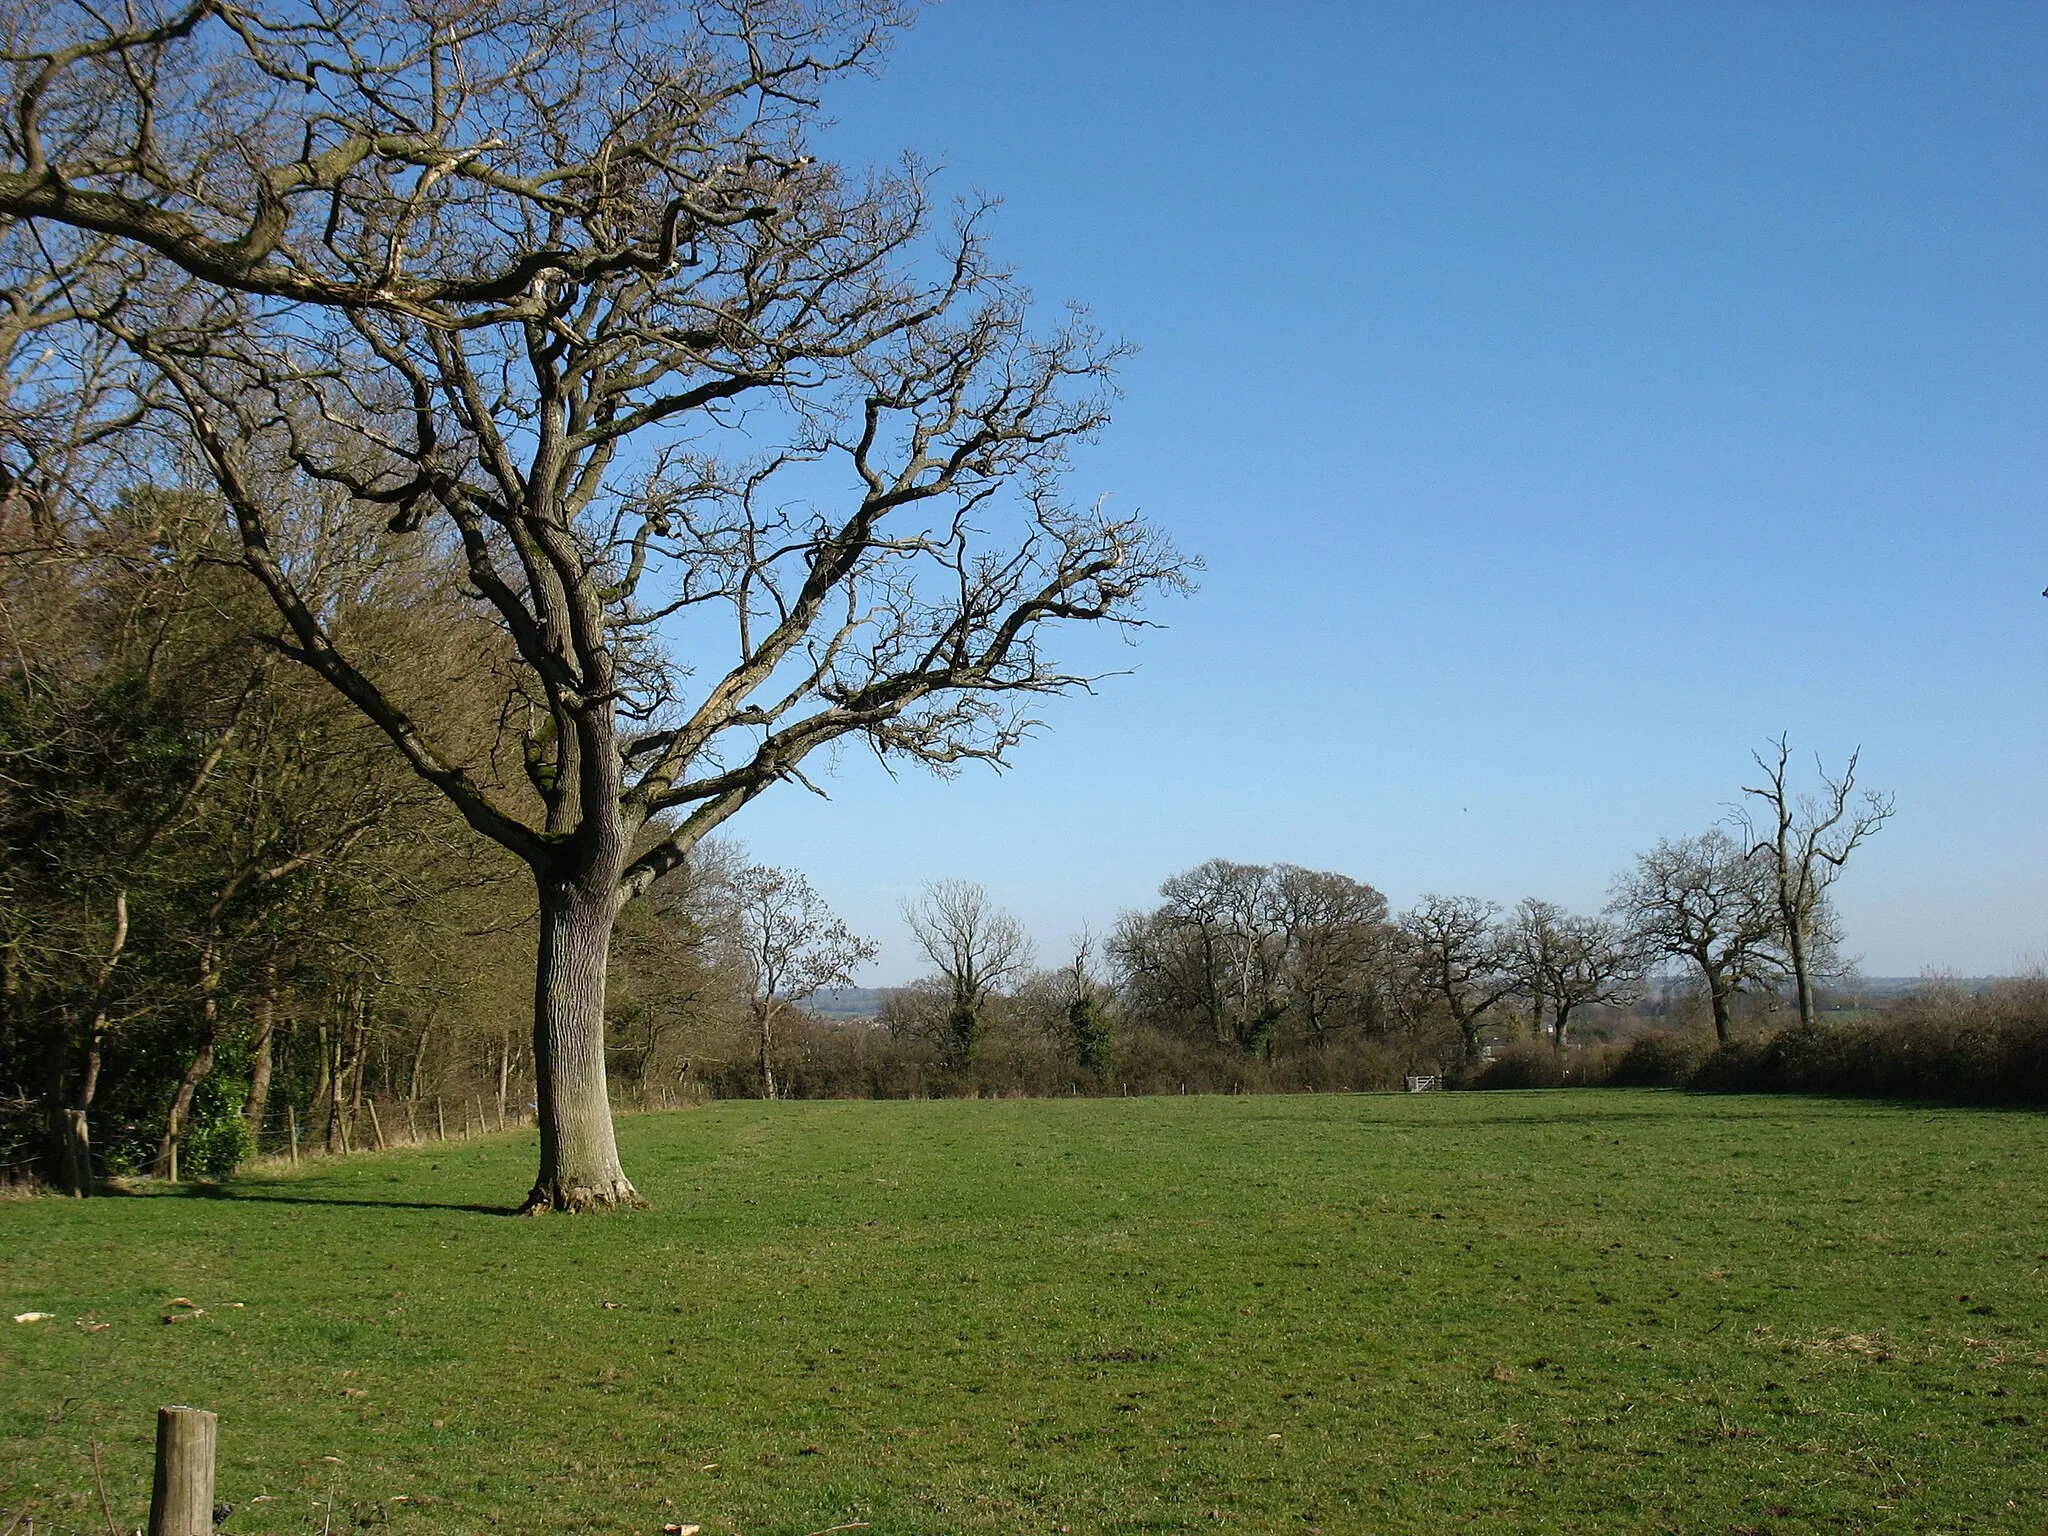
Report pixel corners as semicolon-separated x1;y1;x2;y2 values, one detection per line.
725;0;2047;981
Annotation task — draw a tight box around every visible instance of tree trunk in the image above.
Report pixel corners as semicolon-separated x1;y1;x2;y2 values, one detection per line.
1787;918;1816;1030
310;1018;330;1121
242;960;279;1139
1454;1008;1481;1066
346;985;370;1118
757;1003;779;1101
58;1110;91;1196
55;891;127;1195
323;1018;347;1154
1707;976;1732;1045
523;877;639;1212
155;934;224;1178
408;1019;432;1102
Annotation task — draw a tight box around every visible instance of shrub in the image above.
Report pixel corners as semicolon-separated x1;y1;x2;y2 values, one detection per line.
1669;976;2048;1106
1471;1045;1568;1090
1606;1032;1709;1088
183;1090;255;1179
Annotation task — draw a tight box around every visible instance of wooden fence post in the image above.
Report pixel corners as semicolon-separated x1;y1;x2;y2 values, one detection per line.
287;1106;299;1166
148;1405;216;1536
366;1100;387;1151
436;1097;446;1140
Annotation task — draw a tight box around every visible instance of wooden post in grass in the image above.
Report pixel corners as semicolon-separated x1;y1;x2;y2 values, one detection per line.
148;1405;216;1536
288;1106;299;1166
436;1097;446;1140
367;1100;387;1151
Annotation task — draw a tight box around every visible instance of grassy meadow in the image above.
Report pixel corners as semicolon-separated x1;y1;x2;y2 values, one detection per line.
4;1091;2045;1535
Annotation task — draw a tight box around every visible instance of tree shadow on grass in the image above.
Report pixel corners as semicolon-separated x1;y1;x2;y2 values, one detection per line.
165;1182;523;1216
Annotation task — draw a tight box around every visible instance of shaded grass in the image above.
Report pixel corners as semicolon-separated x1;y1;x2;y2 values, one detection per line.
3;1092;2045;1534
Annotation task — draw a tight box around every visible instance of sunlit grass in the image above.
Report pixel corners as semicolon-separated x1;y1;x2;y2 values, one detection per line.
4;1091;2044;1534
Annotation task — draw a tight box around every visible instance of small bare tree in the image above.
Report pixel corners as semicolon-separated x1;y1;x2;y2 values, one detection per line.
903;879;1029;1067
0;0;1188;1208
1609;829;1788;1043
1742;737;1893;1030
724;864;873;1101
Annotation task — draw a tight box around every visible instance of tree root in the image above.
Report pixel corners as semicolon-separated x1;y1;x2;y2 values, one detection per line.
518;1177;648;1214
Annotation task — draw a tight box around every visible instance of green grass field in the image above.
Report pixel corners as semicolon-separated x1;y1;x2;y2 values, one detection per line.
4;1092;2045;1535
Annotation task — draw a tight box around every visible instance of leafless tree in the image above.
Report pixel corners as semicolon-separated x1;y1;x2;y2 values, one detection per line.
1608;829;1788;1044
1393;895;1515;1063
1111;859;1391;1057
1741;737;1893;1030
1266;865;1389;1049
903;879;1029;1067
0;0;1189;1207
1506;898;1640;1053
724;864;873;1100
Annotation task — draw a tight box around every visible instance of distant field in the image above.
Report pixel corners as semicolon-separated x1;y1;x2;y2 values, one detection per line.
4;1092;2045;1535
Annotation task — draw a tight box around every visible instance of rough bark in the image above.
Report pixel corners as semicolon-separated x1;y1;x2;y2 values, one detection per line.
524;878;640;1213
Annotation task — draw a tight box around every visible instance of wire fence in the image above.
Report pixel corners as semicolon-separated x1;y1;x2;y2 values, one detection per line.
3;1071;726;1194
246;1078;712;1165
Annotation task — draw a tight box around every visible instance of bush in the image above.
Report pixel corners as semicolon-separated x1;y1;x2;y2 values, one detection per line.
1470;1044;1568;1090
183;1085;255;1179
1613;977;2048;1107
1606;1032;1709;1088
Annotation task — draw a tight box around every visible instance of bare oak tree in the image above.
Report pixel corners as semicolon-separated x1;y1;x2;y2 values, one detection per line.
0;0;1187;1208
1608;829;1787;1044
1742;737;1892;1031
1394;894;1515;1063
724;864;873;1101
1506;898;1640;1053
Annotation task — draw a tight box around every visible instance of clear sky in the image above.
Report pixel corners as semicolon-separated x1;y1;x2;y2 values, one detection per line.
724;0;2048;983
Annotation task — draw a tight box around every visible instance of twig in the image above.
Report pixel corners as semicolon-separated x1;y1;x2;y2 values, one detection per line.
802;1525;869;1535
87;1442;121;1536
